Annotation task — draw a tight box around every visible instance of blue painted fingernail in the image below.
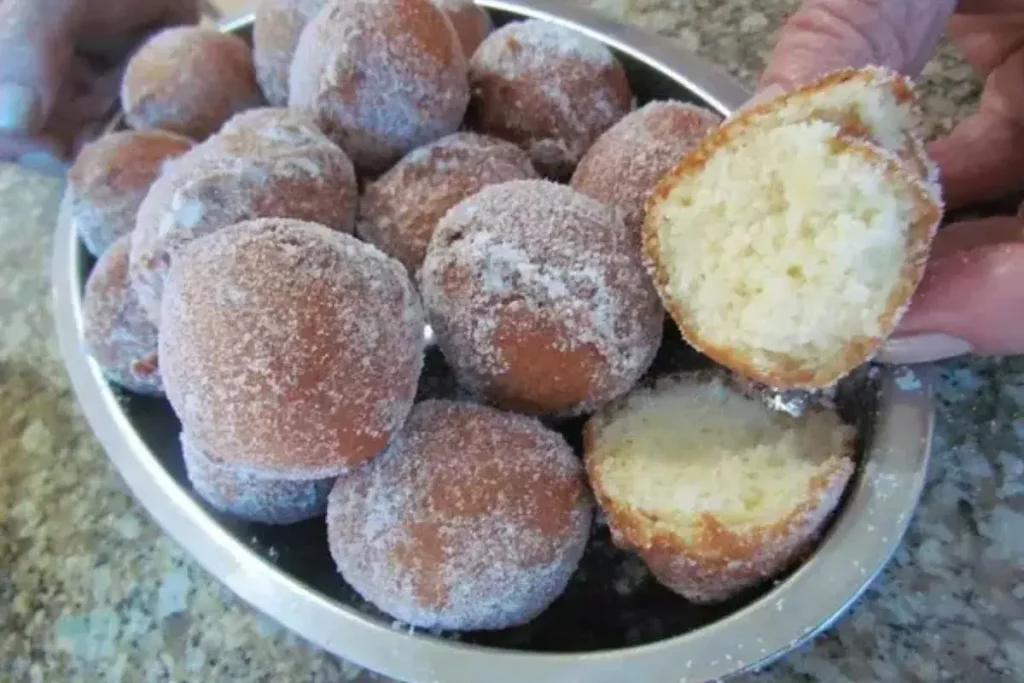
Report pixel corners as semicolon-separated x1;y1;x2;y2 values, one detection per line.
19;151;67;175
0;84;40;132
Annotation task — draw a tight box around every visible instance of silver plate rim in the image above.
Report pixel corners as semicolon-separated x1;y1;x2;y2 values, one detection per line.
52;2;936;681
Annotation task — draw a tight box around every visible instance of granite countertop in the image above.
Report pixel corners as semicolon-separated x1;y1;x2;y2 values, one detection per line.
1;1;1022;681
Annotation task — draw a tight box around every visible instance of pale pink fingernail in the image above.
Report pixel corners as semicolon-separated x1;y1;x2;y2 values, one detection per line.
728;84;785;121
0;84;40;132
747;83;786;107
876;333;973;365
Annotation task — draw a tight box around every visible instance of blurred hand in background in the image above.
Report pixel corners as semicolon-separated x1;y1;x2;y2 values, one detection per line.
0;0;200;172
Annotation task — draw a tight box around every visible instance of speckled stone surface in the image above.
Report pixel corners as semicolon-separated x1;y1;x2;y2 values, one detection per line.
1;1;1022;682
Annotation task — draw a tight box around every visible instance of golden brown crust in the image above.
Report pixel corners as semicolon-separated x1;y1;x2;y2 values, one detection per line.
570;101;722;235
419;180;663;417
181;431;333;525
587;464;853;603
288;0;470;176
129;108;359;327
81;234;163;396
432;0;493;58
643;102;942;389
741;66;934;189
582;371;857;603
253;0;328;107
357;132;537;272
743;66;916;119
469;20;633;179
159;218;424;480
68;130;193;258
326;400;593;629
122;27;263;140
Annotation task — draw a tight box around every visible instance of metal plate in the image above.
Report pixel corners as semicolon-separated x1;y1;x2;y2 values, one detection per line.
52;2;936;681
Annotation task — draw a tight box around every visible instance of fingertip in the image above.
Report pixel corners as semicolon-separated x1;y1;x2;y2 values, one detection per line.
731;84;787;120
0;0;79;133
749;83;787;106
893;236;1024;358
0;132;69;174
928;216;1024;260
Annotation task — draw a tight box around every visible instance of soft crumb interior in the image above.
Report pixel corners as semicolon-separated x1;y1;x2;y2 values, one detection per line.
593;376;854;541
771;78;913;155
658;119;916;366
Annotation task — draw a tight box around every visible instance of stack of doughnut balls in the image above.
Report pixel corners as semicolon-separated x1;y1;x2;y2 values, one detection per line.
73;0;943;631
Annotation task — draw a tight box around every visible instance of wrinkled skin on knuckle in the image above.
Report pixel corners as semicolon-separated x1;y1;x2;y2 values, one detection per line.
762;0;957;88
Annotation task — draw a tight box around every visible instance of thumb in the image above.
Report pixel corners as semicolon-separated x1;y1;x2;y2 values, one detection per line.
0;0;80;134
759;0;956;92
878;216;1024;363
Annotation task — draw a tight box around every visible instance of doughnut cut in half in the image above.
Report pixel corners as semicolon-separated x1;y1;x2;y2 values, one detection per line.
742;67;939;196
644;117;942;389
583;371;856;604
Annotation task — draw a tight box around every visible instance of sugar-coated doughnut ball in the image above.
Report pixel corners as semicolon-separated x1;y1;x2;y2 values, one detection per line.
420;180;663;416
469;20;632;178
288;0;470;176
432;0;493;58
326;400;593;630
357;132;538;272
68;130;193;258
571;101;722;234
81;234;162;395
130;107;358;326
181;432;334;525
253;0;327;106
160;218;424;480
121;26;264;140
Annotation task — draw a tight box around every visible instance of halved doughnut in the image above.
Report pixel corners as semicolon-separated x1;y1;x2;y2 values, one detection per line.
644;117;941;388
584;371;856;603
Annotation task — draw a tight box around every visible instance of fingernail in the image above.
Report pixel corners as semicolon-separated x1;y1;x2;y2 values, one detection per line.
876;333;973;365
747;83;786;108
728;84;785;121
19;151;67;176
0;84;40;133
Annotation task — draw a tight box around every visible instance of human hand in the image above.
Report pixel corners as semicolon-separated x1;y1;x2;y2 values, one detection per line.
0;0;200;173
758;0;1024;363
